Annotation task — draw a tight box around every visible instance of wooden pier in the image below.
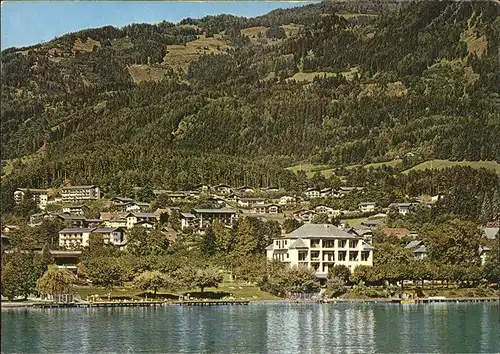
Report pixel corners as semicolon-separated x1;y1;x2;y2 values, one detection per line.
21;299;251;309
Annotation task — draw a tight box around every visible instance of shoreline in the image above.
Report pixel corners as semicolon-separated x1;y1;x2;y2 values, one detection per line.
2;297;499;309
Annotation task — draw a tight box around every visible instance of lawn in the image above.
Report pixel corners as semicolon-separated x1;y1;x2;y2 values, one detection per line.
72;282;279;301
286;163;332;177
403;160;500;174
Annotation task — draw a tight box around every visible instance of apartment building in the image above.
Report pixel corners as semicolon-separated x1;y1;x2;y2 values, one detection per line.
266;224;374;279
61;185;100;202
14;188;50;209
58;227;125;248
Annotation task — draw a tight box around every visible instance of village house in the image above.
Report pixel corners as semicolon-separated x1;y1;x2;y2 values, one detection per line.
320;187;333;198
261;186;280;193
14;188;50;209
192;208;237;228
1;224;20;234
193;184;211;193
225;194;240;204
62;205;90;216
360;220;384;229
238;198;266;208
180;212;197;230
293;210;316;223
125;212;157;229
61;185;100;202
58;227;125;249
252;204;281;214
125;202;151;213
29;212;58;227
57;214;88;228
237;186;256;194
305;188;321;199
358;202;377;213
332;186;364;198
266;224;374;280
313;205;341;218
213;184;233;195
405;240;427;261
279;195;297;205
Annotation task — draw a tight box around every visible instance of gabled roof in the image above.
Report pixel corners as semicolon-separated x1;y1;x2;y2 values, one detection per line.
193;208;237;214
405;240;423;250
289;238;308;249
483;227;499;240
64;205;89;209
362;242;374;251
359;202;377;206
265;244;274;251
180;212;196;219
286;224;357;239
59;228;95;234
62;185;96;190
58;214;86;220
478;245;491;254
112;196;135;202
93;227;121;233
126;212;156;218
413;245;427;253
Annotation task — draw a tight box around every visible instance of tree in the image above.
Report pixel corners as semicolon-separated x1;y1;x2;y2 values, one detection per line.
282;219;303;233
36;265;76;296
328;264;351;283
259;262;319;297
1;251;44;300
126;227;169;256
233;217;258;257
350;265;374;284
40;244;55;271
135;185;155;203
79;257;124;291
311;213;329;224
169;210;181;231
423;219;482;268
201;224;217;256
134;270;177;295
212;220;233;254
192;268;223;293
327;276;346;298
482;241;499;285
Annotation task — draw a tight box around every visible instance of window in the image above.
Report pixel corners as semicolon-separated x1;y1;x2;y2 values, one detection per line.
349;252;358;262
349;240;358;249
339;240;347;248
299;252;307;261
311;239;320;248
338;251;346;261
324;240;335;248
284;240;287;246
361;251;370;261
286;253;289;259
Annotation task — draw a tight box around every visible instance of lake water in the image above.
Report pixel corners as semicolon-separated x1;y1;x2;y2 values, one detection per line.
2;302;499;353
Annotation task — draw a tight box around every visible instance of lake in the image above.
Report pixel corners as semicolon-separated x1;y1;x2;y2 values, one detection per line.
2;302;499;353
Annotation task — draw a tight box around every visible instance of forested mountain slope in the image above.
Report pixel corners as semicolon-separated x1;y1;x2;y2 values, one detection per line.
1;0;499;211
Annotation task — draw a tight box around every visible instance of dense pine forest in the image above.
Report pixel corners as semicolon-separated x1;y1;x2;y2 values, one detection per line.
1;0;499;213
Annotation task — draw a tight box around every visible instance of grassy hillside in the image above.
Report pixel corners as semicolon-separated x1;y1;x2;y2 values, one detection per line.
1;1;499;212
403;160;500;174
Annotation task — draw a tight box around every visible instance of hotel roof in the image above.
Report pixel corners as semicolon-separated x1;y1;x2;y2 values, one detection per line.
285;224;358;239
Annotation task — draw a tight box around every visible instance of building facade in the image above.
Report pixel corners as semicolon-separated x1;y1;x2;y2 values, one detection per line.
61;185;100;202
14;188;49;209
266;224;374;278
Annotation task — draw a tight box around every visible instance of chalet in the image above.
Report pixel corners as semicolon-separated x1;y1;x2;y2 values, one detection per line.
180;212;197;230
305;188;320;199
58;227;125;249
134;220;155;229
345;227;374;241
360;220;384;229
405;240;427;261
262;186;279;193
225;194;240;204
279;195;296;205
57;214;87;228
252;204;281;214
125;212;157;229
313;205;341;217
14;188;50;209
358;202;377;213
193;184;210;193
85;219;102;228
320;188;333;198
28;211;58;227
62;205;90;216
111;196;135;206
192;208;237;228
153;189;171;197
237;186;255;193
333;186;364;198
213;184;232;195
1;224;20;233
293;210;316;223
126;202;151;213
238;198;266;208
167;192;191;202
61;185;100;202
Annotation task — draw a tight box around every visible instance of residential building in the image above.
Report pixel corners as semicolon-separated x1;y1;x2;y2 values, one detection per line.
266;224;374;279
261;186;279;192
125;212;157;229
29;212;58;227
252;204;281;214
360;220;384;229
279;195;296;205
293;210;316;223
238;186;255;193
61;185;100;202
57;214;87;228
305;188;320;199
213;184;232;195
320;188;333;198
111;196;135;207
313;205;341;217
14;188;49;209
180;212;197;230
483;227;499;240
1;225;20;233
405;240;427;261
238;198;266;208
192;208;237;228
359;202;377;213
125;202;150;213
225;194;240;204
332;186;364;198
58;227;125;249
193;184;210;193
478;245;491;266
62;205;90;216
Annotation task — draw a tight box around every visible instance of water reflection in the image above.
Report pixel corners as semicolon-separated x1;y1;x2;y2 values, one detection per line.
1;303;498;353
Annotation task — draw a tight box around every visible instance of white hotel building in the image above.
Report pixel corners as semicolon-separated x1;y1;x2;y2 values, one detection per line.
266;224;373;279
61;185;100;202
